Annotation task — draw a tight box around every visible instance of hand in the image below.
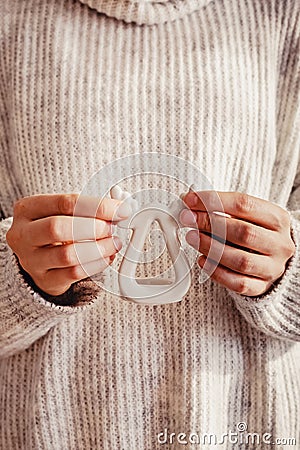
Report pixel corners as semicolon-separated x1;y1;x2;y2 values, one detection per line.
180;191;295;297
6;193;131;296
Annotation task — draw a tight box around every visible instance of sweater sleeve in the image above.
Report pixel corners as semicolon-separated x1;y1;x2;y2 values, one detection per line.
229;214;300;342
229;4;300;342
0;10;103;359
0;217;102;359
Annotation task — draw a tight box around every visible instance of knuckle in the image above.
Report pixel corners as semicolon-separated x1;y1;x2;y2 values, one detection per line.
235;278;250;295
274;265;286;281
30;273;46;290
235;193;254;215
263;266;276;282
262;264;283;284
48;217;62;241
58;194;77;215
13;199;25;217
69;265;83;281
5;227;14;248
283;239;296;258
238;254;254;274
6;225;22;250
59;245;76;266
18;255;31;273
237;223;256;246
289;240;296;257
271;215;282;231
280;209;291;228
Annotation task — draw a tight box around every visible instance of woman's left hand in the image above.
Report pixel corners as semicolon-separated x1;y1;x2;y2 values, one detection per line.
180;191;296;297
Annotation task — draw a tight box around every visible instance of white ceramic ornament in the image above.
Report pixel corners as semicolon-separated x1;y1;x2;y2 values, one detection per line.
110;186;191;306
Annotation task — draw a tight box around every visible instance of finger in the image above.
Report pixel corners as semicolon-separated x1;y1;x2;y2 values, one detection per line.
14;194;132;221
198;255;271;296
182;191;289;231
187;230;282;281
180;210;278;255
43;257;111;295
33;236;122;269
26;216;113;247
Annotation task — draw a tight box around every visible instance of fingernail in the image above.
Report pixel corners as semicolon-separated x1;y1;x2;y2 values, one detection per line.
184;192;198;207
179;209;198;227
112;235;122;251
110;185;123;200
115;201;132;219
186;230;200;247
98;221;113;235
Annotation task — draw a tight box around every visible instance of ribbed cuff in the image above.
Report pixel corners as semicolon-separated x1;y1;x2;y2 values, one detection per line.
17;257;101;307
228;215;300;341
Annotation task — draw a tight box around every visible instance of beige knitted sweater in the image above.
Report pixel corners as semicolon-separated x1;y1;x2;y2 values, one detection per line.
0;0;299;449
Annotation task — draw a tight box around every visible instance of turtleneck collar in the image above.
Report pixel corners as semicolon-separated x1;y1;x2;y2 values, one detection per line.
78;0;214;25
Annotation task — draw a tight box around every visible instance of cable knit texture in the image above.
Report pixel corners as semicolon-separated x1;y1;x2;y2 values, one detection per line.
0;0;299;449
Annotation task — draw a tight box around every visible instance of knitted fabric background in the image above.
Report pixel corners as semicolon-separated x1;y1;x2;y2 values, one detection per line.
0;0;299;449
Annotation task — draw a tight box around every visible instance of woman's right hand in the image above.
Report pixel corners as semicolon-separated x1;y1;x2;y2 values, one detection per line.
6;193;131;296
